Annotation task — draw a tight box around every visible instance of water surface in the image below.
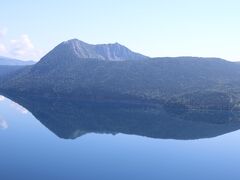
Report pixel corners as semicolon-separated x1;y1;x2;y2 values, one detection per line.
1;95;240;180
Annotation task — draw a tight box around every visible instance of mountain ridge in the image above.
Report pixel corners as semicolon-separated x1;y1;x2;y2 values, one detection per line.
0;56;35;66
1;39;240;111
37;39;148;64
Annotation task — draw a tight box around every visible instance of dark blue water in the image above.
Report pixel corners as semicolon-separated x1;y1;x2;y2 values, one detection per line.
1;95;240;180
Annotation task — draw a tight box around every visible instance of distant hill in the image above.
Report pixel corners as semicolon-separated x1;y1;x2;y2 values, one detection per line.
0;56;35;65
1;39;240;111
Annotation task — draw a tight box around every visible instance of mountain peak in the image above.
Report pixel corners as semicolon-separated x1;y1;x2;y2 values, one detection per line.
39;39;149;65
63;39;89;46
64;39;127;49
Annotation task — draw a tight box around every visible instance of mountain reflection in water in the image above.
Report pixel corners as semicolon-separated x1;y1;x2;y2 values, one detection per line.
3;93;240;140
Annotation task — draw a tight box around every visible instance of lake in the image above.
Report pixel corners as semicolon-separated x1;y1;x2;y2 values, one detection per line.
1;94;240;180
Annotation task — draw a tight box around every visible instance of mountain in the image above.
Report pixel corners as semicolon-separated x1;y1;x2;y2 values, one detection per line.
38;39;148;63
1;39;240;111
4;93;240;140
0;56;35;65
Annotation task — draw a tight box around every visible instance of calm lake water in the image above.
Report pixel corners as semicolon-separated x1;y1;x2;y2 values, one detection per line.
1;94;240;180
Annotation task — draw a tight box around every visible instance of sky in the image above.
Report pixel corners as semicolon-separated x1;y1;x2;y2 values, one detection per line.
0;0;239;61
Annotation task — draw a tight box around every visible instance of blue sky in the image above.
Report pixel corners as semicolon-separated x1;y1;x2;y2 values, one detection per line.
0;0;239;61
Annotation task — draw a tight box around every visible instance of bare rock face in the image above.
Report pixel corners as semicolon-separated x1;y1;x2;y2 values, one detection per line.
38;39;148;64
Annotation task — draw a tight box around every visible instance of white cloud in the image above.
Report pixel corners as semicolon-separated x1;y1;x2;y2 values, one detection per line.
10;34;41;59
0;43;6;53
0;118;8;129
0;96;5;101
0;27;43;60
10;102;28;114
0;27;7;38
